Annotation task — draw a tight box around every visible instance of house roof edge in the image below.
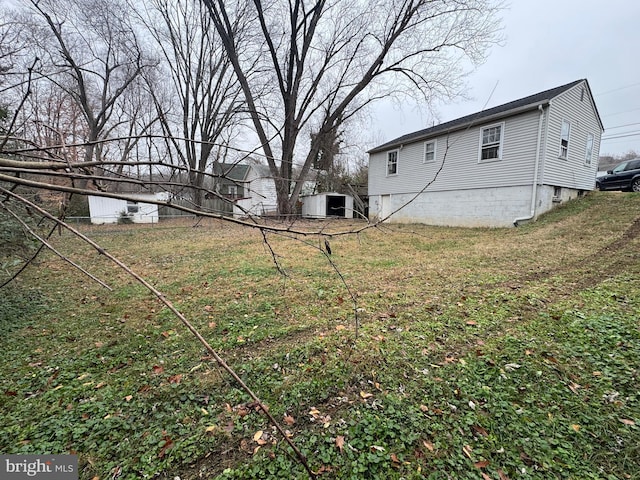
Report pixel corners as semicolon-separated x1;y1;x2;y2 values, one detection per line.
368;79;586;154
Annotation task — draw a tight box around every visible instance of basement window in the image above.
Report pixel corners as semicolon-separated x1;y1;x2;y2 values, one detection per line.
387;150;398;175
479;123;504;162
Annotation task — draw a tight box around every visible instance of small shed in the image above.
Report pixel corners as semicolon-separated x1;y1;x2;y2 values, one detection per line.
301;193;354;219
88;193;168;224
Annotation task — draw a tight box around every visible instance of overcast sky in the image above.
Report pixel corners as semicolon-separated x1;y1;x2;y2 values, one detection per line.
373;0;640;159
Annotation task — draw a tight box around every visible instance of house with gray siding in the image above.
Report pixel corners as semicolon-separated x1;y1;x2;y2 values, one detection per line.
368;79;604;227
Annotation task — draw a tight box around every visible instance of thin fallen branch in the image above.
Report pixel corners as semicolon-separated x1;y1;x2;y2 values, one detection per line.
0;202;112;291
0;187;316;480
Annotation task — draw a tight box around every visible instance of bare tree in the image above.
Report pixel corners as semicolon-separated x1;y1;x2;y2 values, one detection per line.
21;0;154;177
201;0;502;215
134;0;245;209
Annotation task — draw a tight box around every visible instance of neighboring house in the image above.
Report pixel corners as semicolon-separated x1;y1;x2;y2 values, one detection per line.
301;193;354;219
88;192;169;224
224;163;279;218
368;79;604;227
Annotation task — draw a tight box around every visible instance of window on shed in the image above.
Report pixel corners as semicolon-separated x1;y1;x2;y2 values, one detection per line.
126;201;139;214
479;124;503;161
584;133;594;165
559;120;571;159
424;141;436;163
387;150;398;175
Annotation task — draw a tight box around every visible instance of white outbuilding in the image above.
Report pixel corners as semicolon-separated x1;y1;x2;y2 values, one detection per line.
300;193;354;219
88;192;169;224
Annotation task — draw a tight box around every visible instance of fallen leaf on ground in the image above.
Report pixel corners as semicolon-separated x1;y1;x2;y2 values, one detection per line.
336;435;345;453
253;430;264;442
152;365;164;374
423;441;434;452
472;425;489;437
474;460;490;468
568;382;581;394
360;391;373;399
619;418;635;426
571;424;581;432
158;436;174;458
498;469;510;480
284;414;295;425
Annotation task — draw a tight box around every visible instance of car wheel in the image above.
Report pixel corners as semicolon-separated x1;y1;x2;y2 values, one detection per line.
632;178;640;192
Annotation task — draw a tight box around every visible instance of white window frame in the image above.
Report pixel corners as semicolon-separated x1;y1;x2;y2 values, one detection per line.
584;133;594;165
423;140;436;163
387;150;398;176
478;122;504;162
559;119;571;159
227;185;238;197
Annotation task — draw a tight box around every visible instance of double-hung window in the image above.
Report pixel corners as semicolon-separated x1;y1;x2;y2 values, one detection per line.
424;141;436;163
559;120;571;159
387;150;398;175
584;133;594;165
479;123;503;161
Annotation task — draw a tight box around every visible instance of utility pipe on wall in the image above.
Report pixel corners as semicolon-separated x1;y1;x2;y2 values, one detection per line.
514;104;546;226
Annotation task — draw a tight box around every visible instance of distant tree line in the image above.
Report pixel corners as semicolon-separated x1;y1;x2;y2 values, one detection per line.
598;150;639;172
1;0;503;217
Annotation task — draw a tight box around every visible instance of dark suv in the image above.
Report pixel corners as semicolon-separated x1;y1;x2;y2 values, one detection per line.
596;159;640;192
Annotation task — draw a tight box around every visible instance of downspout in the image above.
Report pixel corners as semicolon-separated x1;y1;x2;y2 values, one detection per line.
514;104;545;226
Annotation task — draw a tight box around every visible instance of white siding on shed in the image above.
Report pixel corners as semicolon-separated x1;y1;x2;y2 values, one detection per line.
88;194;160;224
301;193;354;219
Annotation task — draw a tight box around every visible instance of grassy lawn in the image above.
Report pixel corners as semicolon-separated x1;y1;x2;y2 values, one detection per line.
1;192;639;479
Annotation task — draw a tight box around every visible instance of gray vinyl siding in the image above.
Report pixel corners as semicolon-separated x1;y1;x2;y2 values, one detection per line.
368;109;544;196
541;82;601;189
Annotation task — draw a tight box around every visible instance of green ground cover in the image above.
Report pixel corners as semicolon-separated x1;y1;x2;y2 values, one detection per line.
1;192;639;479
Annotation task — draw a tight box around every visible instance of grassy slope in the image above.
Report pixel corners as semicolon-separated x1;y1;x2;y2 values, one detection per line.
1;192;639;479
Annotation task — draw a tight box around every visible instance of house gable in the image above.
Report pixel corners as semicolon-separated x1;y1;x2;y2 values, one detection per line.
539;81;603;189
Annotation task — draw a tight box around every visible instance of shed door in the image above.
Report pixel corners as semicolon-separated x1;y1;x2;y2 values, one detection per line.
326;196;346;217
